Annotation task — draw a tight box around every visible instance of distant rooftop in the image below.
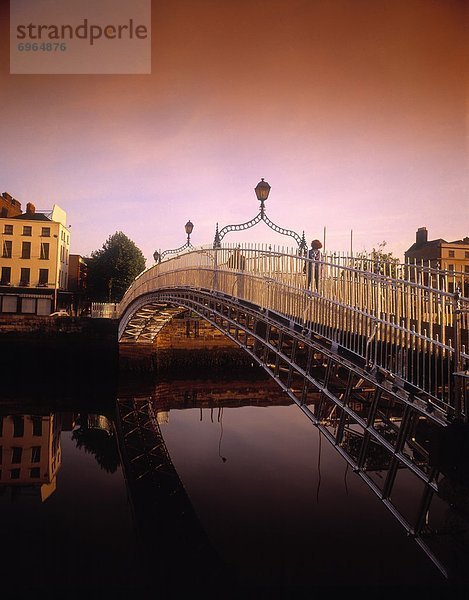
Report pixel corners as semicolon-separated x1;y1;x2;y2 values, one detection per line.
406;227;469;254
13;212;51;221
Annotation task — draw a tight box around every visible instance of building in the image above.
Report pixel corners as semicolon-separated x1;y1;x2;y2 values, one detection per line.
0;192;21;218
0;197;71;315
68;254;88;315
405;227;469;294
0;413;62;502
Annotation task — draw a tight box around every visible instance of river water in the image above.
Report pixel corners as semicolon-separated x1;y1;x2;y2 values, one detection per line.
0;368;466;598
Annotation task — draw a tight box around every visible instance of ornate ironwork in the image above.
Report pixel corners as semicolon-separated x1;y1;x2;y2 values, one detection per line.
213;179;307;253
154;220;194;263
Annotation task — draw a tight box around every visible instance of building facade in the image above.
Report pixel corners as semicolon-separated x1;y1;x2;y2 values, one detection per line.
68;254;88;315
0;198;71;315
0;192;22;218
0;413;62;502
405;227;469;294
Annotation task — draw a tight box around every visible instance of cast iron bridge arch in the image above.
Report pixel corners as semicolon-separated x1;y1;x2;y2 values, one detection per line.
117;244;469;580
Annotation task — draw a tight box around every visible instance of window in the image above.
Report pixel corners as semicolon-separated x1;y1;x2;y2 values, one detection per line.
465;251;469;259
31;446;41;463
40;242;50;260
449;250;455;258
1;295;17;312
41;227;50;237
38;269;48;286
10;468;20;480
36;298;51;315
20;268;30;286
0;446;2;464
11;447;22;464
2;240;12;258
31;416;42;436
22;226;32;236
30;467;40;478
465;265;469;274
21;298;35;313
3;224;13;235
12;416;24;437
1;266;11;285
448;264;454;272
21;241;31;259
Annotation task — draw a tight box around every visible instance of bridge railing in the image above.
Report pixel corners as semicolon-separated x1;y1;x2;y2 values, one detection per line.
91;302;118;318
119;244;468;414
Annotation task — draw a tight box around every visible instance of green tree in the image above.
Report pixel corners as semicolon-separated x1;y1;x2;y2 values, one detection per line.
86;232;146;302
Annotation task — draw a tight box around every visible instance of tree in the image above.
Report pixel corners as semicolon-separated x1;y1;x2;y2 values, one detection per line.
86;232;146;302
356;241;400;277
72;414;120;473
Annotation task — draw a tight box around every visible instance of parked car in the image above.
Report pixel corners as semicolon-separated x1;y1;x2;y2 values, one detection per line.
49;309;70;317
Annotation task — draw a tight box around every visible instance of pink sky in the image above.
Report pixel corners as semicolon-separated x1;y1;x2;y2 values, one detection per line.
0;0;468;264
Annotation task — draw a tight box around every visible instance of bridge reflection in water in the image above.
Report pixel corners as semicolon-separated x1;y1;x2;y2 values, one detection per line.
116;376;469;587
0;377;467;592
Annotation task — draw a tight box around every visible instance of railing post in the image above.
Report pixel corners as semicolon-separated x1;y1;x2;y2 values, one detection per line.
452;287;462;419
213;247;219;292
454;288;462;366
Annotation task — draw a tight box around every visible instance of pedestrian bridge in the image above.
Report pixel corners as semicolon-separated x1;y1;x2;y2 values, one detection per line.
118;244;468;419
116;243;469;578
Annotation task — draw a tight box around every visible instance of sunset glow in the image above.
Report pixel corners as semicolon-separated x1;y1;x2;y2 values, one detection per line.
1;0;467;264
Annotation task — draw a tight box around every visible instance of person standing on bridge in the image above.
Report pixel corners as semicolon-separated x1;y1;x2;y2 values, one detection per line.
306;239;322;289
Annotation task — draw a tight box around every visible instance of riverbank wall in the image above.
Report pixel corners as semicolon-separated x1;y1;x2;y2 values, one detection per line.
0;316;118;399
119;314;253;374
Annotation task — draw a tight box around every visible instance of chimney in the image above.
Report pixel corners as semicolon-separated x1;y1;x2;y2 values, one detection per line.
26;202;36;214
416;227;428;247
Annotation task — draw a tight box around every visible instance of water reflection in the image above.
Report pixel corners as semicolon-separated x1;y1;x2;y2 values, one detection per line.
0;372;468;593
0;413;61;502
72;413;119;473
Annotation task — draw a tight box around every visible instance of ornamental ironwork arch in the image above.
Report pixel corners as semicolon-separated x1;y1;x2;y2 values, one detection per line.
153;220;194;264
213;179;308;253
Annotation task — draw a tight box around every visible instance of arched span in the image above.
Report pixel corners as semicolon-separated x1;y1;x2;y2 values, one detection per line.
119;285;455;578
118;295;186;343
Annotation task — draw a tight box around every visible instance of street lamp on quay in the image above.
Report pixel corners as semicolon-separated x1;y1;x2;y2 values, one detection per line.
153;220;194;264
213;179;307;253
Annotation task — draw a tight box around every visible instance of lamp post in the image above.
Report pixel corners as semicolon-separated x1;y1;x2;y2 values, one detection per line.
254;178;271;216
213;179;307;253
184;219;194;244
154;220;194;264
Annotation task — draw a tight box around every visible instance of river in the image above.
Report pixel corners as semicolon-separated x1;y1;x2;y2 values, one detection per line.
0;367;466;598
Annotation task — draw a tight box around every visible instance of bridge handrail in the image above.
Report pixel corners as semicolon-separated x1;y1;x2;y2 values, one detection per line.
119;244;468;413
123;244;468;315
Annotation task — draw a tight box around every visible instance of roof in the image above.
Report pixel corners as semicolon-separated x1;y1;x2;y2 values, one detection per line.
406;236;469;254
405;238;445;254
12;212;51;221
448;238;469;245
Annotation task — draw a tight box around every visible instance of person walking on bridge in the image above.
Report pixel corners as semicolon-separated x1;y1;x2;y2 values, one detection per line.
307;239;322;289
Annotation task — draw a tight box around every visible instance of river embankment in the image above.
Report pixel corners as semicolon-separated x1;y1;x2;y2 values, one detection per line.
0;316;118;400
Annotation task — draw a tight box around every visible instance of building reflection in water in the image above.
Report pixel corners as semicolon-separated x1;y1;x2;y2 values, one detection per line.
0;410;118;502
0;413;62;502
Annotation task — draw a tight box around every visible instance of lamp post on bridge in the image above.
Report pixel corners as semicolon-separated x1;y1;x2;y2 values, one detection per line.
153;220;194;264
213;179;307;253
